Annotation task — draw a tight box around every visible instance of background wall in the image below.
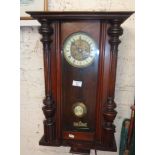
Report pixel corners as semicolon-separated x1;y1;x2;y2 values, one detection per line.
20;0;135;155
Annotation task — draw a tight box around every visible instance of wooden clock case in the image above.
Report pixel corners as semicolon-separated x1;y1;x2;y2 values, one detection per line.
27;11;134;154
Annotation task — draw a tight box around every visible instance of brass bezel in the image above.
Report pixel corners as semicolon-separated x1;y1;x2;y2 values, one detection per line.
63;32;98;68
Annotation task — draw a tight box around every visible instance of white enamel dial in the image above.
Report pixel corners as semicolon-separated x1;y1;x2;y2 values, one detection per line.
63;32;98;68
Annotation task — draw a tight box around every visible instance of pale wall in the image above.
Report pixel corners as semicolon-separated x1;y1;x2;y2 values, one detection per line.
20;0;135;155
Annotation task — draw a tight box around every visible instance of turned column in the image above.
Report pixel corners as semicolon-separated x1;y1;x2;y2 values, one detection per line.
103;19;123;147
39;19;56;143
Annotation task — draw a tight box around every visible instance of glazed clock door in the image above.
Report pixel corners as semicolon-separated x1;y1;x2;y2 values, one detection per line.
61;21;100;141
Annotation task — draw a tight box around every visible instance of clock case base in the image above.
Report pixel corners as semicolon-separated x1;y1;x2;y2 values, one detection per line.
27;11;134;154
39;136;117;153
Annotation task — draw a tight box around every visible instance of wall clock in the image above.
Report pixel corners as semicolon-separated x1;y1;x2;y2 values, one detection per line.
27;11;134;155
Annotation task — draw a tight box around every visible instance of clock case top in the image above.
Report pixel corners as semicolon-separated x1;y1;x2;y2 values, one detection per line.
27;11;134;153
27;11;134;22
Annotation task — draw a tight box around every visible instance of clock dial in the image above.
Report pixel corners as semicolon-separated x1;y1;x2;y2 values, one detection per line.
63;32;98;68
72;102;87;118
74;106;83;117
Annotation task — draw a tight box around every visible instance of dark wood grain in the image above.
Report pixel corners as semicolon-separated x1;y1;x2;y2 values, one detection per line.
102;19;123;148
27;11;134;23
63;131;94;141
38;19;56;144
27;11;134;154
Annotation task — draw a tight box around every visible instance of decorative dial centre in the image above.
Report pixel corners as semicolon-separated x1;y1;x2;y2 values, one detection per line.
63;32;98;68
72;102;87;118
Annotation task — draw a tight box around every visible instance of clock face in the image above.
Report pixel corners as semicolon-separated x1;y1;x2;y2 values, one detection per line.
72;102;87;118
63;32;98;68
74;106;83;117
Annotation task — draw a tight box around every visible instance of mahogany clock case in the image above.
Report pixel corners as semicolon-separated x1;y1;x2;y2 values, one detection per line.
27;11;134;153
